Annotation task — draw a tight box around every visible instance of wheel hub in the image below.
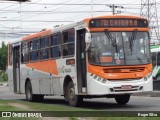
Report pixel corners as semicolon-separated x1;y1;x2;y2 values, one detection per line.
69;88;75;100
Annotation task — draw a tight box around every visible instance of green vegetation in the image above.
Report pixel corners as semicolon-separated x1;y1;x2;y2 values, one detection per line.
69;118;160;120
0;41;8;71
0;70;8;82
0;100;91;111
0;41;8;82
0;100;160;120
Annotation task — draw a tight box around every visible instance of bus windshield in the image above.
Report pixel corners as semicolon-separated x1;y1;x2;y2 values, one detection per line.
88;31;151;66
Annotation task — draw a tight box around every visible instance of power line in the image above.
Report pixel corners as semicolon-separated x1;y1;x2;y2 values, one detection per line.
0;20;75;22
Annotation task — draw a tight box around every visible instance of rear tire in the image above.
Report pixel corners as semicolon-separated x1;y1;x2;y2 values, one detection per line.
25;81;44;102
66;81;83;107
115;94;130;105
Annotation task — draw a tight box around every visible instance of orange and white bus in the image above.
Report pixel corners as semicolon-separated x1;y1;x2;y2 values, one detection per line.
8;15;153;106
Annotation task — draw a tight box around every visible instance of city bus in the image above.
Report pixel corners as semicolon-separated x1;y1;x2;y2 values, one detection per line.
151;45;160;90
7;15;153;107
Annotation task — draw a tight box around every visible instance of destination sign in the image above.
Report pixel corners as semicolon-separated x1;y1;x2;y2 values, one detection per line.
89;18;148;28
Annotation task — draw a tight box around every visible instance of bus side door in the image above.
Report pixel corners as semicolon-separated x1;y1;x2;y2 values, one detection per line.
12;43;21;93
76;29;87;93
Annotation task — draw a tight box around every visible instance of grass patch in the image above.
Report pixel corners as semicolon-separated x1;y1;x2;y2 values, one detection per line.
0;117;38;120
69;117;160;120
0;99;92;111
0;100;160;120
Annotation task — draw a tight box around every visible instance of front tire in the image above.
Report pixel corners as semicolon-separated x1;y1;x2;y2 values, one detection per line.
66;81;83;107
115;94;130;105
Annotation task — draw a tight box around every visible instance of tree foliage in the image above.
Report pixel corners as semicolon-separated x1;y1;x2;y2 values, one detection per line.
0;41;8;71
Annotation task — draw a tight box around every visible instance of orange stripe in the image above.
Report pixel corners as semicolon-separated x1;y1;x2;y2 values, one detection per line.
26;60;58;75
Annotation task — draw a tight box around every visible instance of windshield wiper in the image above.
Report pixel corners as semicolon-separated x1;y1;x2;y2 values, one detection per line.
105;30;118;52
129;30;137;54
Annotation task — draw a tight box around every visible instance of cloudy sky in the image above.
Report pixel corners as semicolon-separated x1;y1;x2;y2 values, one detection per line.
0;0;159;46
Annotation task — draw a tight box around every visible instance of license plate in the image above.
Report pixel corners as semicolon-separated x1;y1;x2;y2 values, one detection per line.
121;85;132;90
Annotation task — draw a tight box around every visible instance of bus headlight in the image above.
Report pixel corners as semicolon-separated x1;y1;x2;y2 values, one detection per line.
144;77;147;81
97;77;101;81
102;78;107;83
91;74;109;84
93;75;98;79
144;72;152;81
147;72;152;79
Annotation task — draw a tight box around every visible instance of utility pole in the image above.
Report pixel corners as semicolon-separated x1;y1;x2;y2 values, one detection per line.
140;0;160;42
91;0;93;17
108;4;124;15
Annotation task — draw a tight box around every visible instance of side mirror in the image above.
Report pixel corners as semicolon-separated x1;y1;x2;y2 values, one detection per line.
85;32;91;44
85;32;91;52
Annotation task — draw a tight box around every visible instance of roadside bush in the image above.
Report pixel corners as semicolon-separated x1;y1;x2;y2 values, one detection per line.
0;70;8;81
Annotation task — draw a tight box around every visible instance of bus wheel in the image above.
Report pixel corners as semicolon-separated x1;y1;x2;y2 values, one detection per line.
25;81;36;102
67;81;83;107
35;95;44;101
115;94;130;105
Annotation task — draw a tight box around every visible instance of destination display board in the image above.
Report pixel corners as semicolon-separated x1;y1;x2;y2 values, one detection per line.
89;18;148;28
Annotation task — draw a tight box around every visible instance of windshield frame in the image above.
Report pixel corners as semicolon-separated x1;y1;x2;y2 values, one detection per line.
88;31;151;66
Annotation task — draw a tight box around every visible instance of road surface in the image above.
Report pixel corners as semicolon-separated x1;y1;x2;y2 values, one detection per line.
0;86;160;111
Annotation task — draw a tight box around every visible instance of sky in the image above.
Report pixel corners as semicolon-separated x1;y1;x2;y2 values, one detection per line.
0;0;159;46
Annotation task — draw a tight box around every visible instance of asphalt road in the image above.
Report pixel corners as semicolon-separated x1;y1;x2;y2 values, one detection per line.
1;86;160;111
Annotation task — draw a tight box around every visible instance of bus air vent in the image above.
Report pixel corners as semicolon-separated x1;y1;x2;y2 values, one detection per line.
103;67;145;73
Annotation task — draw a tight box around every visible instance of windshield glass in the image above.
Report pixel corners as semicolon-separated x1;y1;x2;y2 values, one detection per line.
88;31;151;66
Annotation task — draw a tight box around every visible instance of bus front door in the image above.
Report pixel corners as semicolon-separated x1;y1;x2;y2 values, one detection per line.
77;29;87;93
13;45;20;93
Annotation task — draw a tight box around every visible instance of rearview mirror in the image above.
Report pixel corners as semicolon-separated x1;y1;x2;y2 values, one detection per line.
85;32;91;44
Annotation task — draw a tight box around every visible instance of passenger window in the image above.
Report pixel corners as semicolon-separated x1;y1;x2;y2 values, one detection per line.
29;38;39;61
62;29;75;57
50;33;61;58
21;41;29;63
39;36;49;60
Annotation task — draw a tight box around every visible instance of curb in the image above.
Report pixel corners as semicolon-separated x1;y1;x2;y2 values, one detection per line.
0;83;9;87
132;91;160;97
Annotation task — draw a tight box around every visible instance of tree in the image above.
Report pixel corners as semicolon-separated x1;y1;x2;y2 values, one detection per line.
0;41;8;71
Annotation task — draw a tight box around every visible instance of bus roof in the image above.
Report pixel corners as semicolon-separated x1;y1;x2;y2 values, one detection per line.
83;14;147;22
9;14;148;44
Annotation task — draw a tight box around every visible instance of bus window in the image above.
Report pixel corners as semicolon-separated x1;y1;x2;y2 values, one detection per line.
32;39;38;50
21;42;29;63
39;36;49;60
40;36;49;49
62;29;75;57
30;38;39;61
50;33;61;58
151;52;156;66
51;33;61;45
62;43;74;56
31;51;38;61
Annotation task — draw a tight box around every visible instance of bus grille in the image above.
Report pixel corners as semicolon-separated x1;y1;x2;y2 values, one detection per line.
103;67;145;73
108;78;142;81
110;86;143;92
